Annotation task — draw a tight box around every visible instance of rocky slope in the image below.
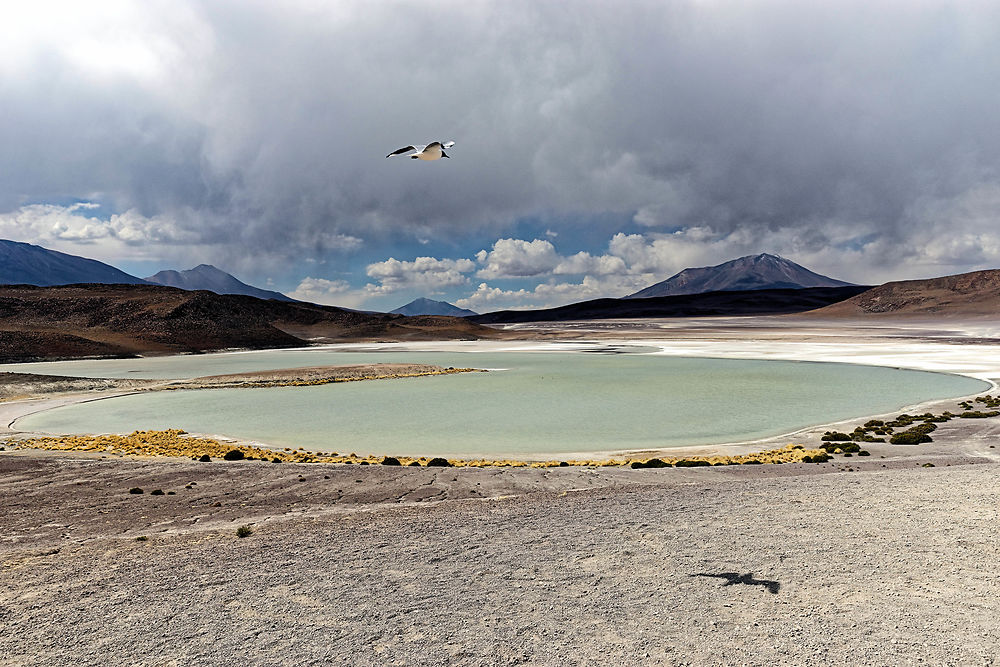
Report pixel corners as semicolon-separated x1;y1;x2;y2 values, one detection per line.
809;269;1000;318
0;284;499;362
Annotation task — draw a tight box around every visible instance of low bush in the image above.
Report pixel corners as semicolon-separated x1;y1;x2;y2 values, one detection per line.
959;410;1000;419
150;489;164;496
223;449;245;461
674;459;711;467
199;454;211;462
236;524;253;538
632;458;670;469
821;432;852;442
426;457;452;467
381;456;401;466
858;450;871;456
129;487;143;494
890;431;932;445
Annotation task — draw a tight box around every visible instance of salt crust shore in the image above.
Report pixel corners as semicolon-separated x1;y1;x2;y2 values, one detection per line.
3;318;1000;664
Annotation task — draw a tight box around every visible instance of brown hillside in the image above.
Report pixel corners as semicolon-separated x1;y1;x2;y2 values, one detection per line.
0;284;500;362
809;269;1000;318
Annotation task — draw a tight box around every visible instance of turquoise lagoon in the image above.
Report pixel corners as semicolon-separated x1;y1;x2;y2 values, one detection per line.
6;346;988;458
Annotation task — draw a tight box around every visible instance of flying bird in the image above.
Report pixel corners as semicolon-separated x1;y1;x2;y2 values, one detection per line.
385;141;455;160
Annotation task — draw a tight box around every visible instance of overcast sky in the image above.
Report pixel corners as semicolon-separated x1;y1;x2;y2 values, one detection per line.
3;0;1000;311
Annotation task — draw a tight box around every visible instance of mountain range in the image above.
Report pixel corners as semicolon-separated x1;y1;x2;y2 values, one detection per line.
626;253;852;298
0;284;500;363
0;239;293;301
391;298;477;317
469;286;869;324
144;264;293;301
0;240;148;287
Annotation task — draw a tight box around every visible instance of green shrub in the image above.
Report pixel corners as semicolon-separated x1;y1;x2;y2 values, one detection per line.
223;449;245;461
199;454;211;462
840;443;861;453
236;524;253;538
129;487;143;494
910;422;937;434
135;536;148;542
858;450;871;456
271;457;282;463
381;456;401;466
674;459;711;467
959;410;1000;419
890;431;932;445
150;489;164;496
821;432;852;442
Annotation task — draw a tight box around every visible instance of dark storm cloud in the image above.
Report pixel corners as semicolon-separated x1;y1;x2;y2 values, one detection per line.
3;0;1000;282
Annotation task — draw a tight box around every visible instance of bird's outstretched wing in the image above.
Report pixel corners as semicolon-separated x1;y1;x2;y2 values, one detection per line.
386;145;422;158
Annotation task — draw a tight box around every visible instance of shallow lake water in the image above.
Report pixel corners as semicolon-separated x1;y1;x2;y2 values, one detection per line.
6;346;988;458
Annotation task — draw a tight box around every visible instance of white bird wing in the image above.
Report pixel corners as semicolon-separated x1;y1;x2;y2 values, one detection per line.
386;144;424;158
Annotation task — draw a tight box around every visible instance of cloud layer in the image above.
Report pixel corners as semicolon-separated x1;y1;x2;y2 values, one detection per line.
3;1;1000;310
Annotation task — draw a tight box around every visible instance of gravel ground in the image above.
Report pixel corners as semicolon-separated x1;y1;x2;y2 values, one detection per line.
2;452;998;666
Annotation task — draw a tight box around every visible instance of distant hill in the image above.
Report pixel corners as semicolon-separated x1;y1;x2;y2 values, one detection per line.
808;269;1000;318
469;286;870;324
0;284;503;362
627;253;853;298
391;297;477;317
0;239;148;286
145;264;294;302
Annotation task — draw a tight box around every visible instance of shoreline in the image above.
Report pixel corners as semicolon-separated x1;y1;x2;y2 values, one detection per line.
5;318;1000;664
3;332;1000;465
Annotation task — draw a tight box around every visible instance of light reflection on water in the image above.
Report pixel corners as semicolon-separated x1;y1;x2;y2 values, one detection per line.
9;348;988;458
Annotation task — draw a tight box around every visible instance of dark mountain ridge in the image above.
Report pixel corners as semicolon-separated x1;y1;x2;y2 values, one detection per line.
0;284;500;363
469;285;871;324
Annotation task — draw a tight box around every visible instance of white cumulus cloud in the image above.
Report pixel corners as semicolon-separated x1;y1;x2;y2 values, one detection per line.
365;256;476;293
476;239;561;279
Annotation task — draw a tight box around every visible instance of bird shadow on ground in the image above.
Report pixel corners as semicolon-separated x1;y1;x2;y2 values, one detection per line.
692;572;781;594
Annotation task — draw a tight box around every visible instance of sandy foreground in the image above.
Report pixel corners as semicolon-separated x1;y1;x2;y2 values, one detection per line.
3;319;1000;665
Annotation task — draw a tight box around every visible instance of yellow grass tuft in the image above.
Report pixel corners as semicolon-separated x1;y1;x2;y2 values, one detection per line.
14;431;825;469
